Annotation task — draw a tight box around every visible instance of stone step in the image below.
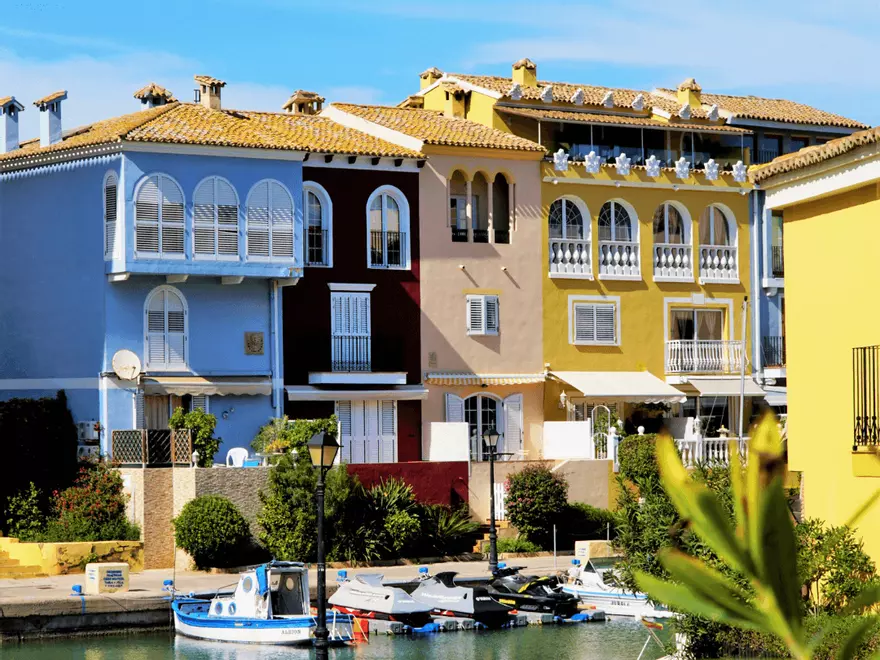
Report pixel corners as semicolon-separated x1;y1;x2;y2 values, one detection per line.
0;557;20;568
0;564;46;578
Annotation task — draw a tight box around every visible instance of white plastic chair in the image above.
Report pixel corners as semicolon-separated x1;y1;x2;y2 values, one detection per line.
226;447;249;467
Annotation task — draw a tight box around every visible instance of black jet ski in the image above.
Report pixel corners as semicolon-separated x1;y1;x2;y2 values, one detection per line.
407;569;512;628
486;563;579;618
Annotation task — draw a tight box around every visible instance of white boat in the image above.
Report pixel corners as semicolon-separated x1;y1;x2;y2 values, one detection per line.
562;558;673;619
171;561;355;645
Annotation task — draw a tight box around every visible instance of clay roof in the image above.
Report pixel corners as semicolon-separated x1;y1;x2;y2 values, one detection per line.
496;106;751;134
750;126;880;183
419;67;444;79
133;83;176;102
513;58;537;71
194;75;226;87
0;102;421;165
0;96;24;111
678;78;702;92
331;103;545;152
33;90;67;107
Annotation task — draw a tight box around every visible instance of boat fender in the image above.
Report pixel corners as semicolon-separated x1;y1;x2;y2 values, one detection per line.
569;612;590;622
411;622;441;634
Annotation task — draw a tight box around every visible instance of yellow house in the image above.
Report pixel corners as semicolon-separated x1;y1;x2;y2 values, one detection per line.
413;60;761;437
752;128;880;561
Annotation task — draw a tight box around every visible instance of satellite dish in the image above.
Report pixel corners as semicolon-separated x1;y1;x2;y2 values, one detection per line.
112;350;142;381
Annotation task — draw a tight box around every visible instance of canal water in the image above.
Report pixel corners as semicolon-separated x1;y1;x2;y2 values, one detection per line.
2;620;669;659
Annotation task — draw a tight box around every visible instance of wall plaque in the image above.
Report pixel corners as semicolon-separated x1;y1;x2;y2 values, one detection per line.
245;332;265;356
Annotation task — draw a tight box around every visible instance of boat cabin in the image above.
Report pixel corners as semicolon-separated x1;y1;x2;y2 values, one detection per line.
209;562;310;619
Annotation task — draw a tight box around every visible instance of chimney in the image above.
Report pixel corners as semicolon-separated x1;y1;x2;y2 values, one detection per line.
419;67;443;90
134;83;176;109
677;78;702;108
282;90;325;115
194;75;226;110
512;58;537;88
33;91;67;147
0;96;24;153
440;82;467;118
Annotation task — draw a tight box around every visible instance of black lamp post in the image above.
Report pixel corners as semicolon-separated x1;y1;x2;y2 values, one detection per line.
482;427;501;574
307;430;341;660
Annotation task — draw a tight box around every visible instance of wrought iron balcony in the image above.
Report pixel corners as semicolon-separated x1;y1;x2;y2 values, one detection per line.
451;227;468;243
305;228;328;266
762;336;786;368
854;345;880;450
665;340;744;374
369;231;406;268
332;335;371;372
771;245;784;278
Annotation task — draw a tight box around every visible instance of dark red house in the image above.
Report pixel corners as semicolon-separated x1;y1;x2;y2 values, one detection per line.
283;148;424;463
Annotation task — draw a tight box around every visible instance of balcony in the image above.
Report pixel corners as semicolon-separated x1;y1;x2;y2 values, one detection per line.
549;238;592;279
654;244;693;281
665;340;744;374
332;335;371;372
111;429;192;467
451;227;468;243
771;245;784;278
762;336;786;368
755;149;780;165
369;231;406;269
309;334;406;386
305;228;329;266
698;245;738;284
598;240;640;279
854;346;880;450
473;229;490;244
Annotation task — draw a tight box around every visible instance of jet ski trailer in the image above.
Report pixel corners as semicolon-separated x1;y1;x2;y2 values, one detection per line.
329;571;434;627
404;568;512;628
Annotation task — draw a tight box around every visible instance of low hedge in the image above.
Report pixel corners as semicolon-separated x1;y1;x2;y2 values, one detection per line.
617;433;659;482
173;496;250;569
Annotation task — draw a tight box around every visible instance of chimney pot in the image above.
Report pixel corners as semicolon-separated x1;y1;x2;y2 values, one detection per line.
134;83;176;109
419;67;443;90
194;75;226;110
676;77;702;108
0;96;25;153
512;58;537;88
33;90;67;147
282;90;325;115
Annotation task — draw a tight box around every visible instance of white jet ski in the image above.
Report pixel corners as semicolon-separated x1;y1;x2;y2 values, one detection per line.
329;571;434;627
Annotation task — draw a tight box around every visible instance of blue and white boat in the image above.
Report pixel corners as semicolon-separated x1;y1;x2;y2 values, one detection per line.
562;559;673;619
171;561;355;645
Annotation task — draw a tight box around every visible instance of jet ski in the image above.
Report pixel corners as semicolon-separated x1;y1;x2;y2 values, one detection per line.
405;568;512;628
328;571;434;627
487;563;579;618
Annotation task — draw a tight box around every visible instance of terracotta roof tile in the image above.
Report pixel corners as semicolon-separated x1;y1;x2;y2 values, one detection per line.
0;102;420;165
331;103;545;152
133;83;176;102
678;78;702;92
33;90;67;107
751;126;880;183
496;106;750;133
194;75;226;87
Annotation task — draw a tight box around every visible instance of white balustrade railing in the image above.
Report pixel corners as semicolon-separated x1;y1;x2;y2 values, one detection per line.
654;243;693;280
549;238;592;278
665;340;743;374
598;240;640;278
699;245;738;282
677;437;749;467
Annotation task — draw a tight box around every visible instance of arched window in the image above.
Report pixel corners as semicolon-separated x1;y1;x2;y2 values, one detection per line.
699;205;733;246
245;180;295;260
598;201;633;242
548;197;585;240
492;173;512;244
367;186;409;269
144;286;187;370
135;174;184;256
445;392;523;461
652;203;685;244
103;171;118;259
303;182;332;266
193;176;239;258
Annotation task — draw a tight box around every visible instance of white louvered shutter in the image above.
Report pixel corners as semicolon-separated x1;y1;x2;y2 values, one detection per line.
485;296;499;334
193;179;217;256
466;296;484;335
135;176;160;253
246;181;271;258
574;304;596;343
216;179;239;256
365;402;380;463
166;291;186;366
595;305;616;344
146;292;167;367
104;173;118;258
331;292;371;370
159;176;185;254
271;182;294;259
445;393;465;423
190;395;209;412
379;400;396;463
146;288;187;369
503;394;523;455
337;401;353;463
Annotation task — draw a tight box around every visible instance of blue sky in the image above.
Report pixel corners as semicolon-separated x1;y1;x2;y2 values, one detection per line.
3;0;879;139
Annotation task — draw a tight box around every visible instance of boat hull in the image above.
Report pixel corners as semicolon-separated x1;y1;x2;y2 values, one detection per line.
562;585;673;619
330;605;433;628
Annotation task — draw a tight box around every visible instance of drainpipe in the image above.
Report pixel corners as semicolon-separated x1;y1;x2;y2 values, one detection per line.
750;189;763;382
269;281;282;418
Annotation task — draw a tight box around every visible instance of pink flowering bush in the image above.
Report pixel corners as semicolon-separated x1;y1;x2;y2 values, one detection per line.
504;463;568;549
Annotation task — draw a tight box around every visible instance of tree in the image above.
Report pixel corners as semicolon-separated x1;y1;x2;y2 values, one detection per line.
169;407;220;467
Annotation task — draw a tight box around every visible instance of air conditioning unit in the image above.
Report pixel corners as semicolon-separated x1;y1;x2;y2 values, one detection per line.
77;445;101;461
76;421;100;443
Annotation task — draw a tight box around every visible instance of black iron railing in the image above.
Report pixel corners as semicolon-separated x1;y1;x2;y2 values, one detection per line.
331;335;371;372
854;346;880;450
494;230;510;245
756;149;780;164
473;229;489;243
762;336;787;368
306;228;328;266
370;231;406;268
451;227;468;242
771;245;784;278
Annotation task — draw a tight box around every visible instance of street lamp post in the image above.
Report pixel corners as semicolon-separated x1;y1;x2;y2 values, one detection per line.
307;431;341;660
482;427;501;574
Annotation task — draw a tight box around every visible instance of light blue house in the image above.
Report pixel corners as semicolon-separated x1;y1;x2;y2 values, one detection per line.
0;78;414;461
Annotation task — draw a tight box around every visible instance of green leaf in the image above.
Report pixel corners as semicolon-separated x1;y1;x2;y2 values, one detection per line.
836;616;878;660
842;584;880;616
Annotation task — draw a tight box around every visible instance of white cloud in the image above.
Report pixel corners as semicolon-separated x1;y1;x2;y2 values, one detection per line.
324;86;385;105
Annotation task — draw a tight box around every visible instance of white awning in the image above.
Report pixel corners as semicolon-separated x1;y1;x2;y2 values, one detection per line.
550;371;686;403
763;385;787;407
425;372;545;386
686;377;765;397
286;385;428;401
142;376;272;396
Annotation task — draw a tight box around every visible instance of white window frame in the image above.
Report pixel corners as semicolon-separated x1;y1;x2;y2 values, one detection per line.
700;204;736;247
598;200;637;242
569;294;620;346
133;173;186;259
366;185;410;270
466;294;499;336
103;171;119;260
144;285;189;371
245;179;296;262
548;196;588;240
192;175;241;261
303;181;333;267
331;290;372;372
652;201;691;245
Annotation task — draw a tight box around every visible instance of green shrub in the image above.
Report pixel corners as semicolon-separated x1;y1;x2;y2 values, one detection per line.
504;463;568;548
617;433;659;482
417;504;479;555
169;407;220;467
6;482;47;541
251;416;297;454
173;495;250;569
559;502;616;546
496;537;542;554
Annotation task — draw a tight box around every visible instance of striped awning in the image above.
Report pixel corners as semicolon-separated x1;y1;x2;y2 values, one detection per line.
424;372;545;387
142;376;272;396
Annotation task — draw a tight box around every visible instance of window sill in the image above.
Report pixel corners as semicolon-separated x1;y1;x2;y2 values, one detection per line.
305;262;332;268
135;253;187;260
761;277;785;289
853;450;880;477
654;275;694;283
571;341;620;347
467;331;499;337
699;277;740;285
194;255;241;262
368;265;410;271
549;271;594;280
598;273;642;281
